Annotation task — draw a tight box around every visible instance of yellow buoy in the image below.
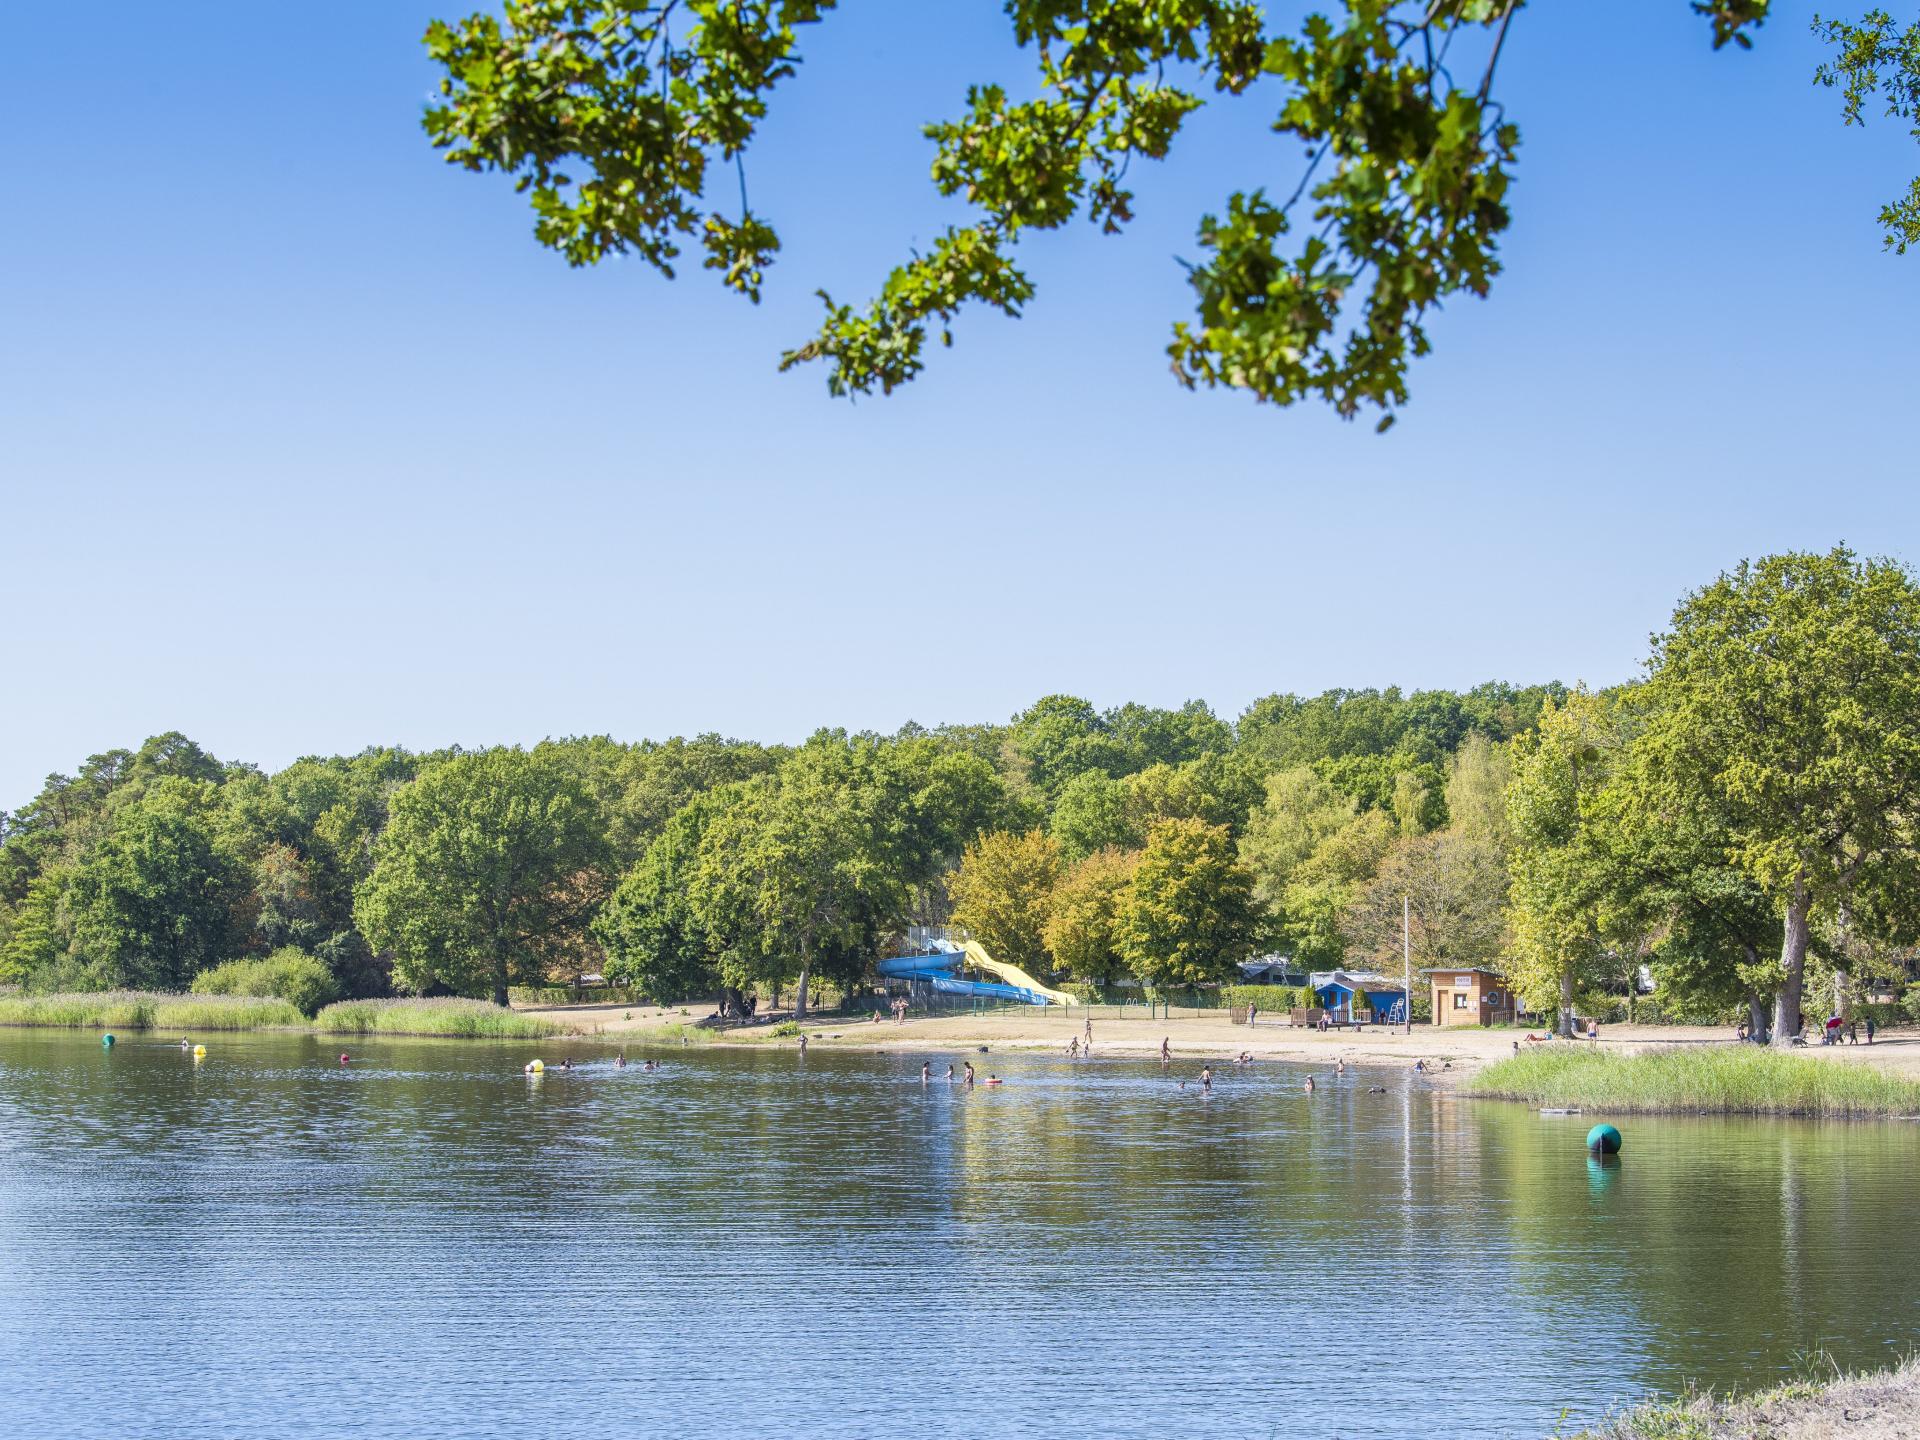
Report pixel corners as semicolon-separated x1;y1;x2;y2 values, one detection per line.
192;1044;206;1059
526;1059;544;1074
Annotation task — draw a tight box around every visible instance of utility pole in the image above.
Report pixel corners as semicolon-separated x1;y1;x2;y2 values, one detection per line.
1403;894;1412;1036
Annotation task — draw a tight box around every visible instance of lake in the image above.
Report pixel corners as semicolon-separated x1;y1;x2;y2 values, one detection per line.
0;1030;1915;1438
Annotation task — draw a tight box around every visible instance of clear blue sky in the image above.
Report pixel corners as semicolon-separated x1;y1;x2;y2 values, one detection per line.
3;3;1916;805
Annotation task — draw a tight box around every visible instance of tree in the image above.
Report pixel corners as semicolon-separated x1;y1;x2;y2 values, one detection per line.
1009;695;1129;806
594;790;732;1003
1239;766;1358;914
1043;846;1140;985
687;739;897;1018
1116;818;1258;988
948;829;1063;976
1814;9;1920;253
1636;548;1920;1046
419;2;1821;425
1444;732;1513;854
1343;830;1507;975
1276;809;1397;967
355;748;610;1005
1052;770;1141;860
1505;693;1622;1036
65;779;241;990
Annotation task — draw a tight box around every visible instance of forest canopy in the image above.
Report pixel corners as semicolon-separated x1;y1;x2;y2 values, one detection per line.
4;550;1917;1044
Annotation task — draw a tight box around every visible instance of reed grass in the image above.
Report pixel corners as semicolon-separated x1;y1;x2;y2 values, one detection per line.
1468;1044;1920;1117
0;991;304;1030
312;997;562;1038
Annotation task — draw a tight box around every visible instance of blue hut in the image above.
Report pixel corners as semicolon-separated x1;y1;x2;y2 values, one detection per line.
1310;969;1408;1024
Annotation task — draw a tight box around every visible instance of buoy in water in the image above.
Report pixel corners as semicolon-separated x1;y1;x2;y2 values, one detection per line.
1586;1122;1621;1156
102;1034;115;1048
525;1059;545;1074
192;1044;207;1059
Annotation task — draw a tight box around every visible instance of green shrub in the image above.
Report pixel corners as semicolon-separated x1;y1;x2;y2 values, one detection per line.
191;948;340;1017
313;997;561;1038
1902;984;1920;1027
768;1020;801;1037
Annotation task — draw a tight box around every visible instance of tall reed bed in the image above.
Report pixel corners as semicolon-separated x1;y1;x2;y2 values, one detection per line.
312;997;562;1038
0;991;304;1030
1466;1044;1920;1117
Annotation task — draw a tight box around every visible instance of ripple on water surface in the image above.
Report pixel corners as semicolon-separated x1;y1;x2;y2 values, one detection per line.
0;1031;1916;1439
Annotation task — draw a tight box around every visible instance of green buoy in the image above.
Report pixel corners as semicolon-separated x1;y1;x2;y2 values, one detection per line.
102;1033;115;1048
1586;1122;1621;1155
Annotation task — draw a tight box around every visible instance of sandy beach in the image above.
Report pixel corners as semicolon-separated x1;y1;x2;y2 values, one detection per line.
515;1001;1920;1079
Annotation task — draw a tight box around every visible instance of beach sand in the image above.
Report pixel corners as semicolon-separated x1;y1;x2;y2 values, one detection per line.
513;1001;1920;1078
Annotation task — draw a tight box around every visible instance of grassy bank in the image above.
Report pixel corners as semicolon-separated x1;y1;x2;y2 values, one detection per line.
0;991;563;1039
0;991;308;1030
1576;1356;1919;1438
313;998;561;1039
1469;1045;1920;1117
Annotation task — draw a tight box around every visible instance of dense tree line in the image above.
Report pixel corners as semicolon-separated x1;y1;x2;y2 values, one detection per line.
4;549;1917;1044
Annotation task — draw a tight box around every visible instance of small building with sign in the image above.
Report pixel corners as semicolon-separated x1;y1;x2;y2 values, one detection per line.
1424;967;1517;1027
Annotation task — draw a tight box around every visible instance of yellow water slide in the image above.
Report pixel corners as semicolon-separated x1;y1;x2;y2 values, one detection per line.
961;941;1079;1007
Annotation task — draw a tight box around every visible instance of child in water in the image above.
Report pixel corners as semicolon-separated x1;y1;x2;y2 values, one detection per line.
963;1062;975;1086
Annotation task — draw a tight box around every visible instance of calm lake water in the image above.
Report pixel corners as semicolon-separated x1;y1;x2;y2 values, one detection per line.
0;1031;1915;1438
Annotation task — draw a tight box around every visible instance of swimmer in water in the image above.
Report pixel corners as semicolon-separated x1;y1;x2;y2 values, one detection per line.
946;1063;955;1082
921;1061;931;1083
180;1037;192;1051
963;1062;975;1086
561;1058;573;1071
615;1050;627;1068
985;1074;1002;1085
339;1052;350;1066
1304;1074;1316;1094
797;1033;808;1054
1200;1065;1213;1094
1335;1058;1346;1075
1414;1059;1426;1073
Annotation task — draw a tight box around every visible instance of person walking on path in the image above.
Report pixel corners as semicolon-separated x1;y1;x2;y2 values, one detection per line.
1867;1016;1878;1044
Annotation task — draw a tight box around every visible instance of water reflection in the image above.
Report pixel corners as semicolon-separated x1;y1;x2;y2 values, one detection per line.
0;1032;1915;1439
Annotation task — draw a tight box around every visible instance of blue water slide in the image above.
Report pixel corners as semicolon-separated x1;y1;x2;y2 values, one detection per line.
875;950;1052;1006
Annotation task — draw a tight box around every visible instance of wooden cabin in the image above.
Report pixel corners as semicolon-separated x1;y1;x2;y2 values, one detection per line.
1425;967;1517;1027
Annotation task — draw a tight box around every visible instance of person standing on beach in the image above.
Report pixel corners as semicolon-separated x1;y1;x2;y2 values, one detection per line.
1068;1037;1079;1059
1160;1036;1171;1067
1083;1016;1093;1052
